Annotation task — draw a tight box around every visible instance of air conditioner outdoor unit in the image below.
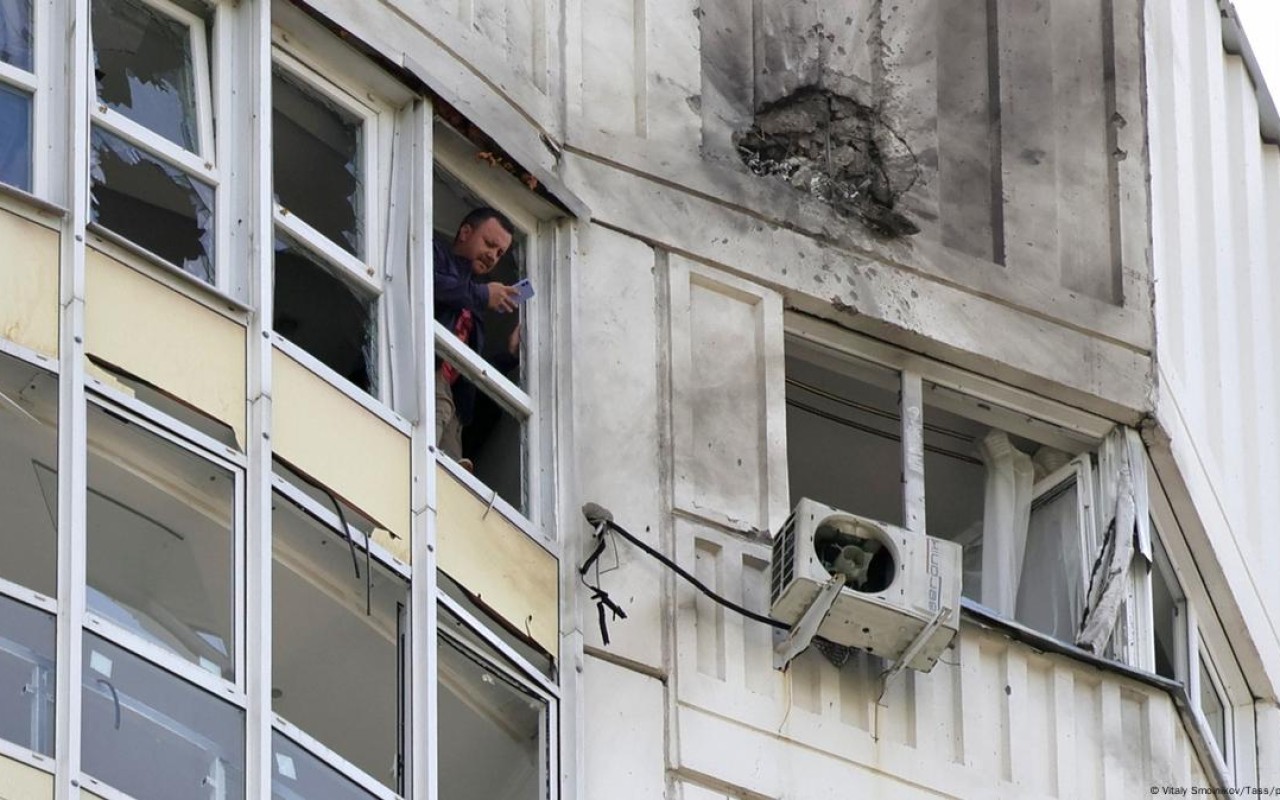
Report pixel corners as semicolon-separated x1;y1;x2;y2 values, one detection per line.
770;498;962;672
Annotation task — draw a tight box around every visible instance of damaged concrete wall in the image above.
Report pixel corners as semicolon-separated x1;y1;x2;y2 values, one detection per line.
700;0;1129;302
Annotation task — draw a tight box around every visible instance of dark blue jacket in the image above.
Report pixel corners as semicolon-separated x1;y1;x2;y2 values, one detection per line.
433;238;516;425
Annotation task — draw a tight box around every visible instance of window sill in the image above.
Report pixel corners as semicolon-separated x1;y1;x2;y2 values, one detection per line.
960;598;1234;789
436;453;557;557
0;181;67;223
86;223;251;322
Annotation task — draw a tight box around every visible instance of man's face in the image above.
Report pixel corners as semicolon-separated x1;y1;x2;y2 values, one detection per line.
454;217;513;276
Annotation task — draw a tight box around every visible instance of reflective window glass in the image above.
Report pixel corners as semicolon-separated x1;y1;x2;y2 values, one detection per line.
90;126;215;283
0;353;58;598
1015;478;1085;640
0;0;33;71
86;405;236;680
1200;654;1227;757
273;237;377;393
271;731;379;800
91;0;200;151
272;71;364;256
81;633;245;800
0;595;54;756
438;620;548;800
272;493;406;793
0;83;31;191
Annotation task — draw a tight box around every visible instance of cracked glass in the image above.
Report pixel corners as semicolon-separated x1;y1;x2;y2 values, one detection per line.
0;0;33;71
0;83;31;191
90;126;215;283
92;0;201;152
272;70;364;257
273;236;378;394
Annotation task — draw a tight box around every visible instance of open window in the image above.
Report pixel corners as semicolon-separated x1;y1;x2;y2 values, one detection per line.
89;0;217;284
1197;645;1230;763
432;165;533;514
0;0;35;191
271;486;408;796
84;402;240;681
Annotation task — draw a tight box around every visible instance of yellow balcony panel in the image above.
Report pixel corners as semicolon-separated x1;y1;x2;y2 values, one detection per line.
85;250;247;448
0;207;58;360
0;753;52;800
273;348;412;548
437;465;558;659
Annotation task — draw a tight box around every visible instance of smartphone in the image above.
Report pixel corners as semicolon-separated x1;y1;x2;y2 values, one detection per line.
513;278;535;303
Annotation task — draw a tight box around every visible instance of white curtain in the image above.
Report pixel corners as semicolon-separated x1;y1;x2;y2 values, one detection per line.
975;430;1034;616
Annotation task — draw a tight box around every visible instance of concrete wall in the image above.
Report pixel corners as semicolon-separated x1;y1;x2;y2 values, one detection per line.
1146;0;1280;700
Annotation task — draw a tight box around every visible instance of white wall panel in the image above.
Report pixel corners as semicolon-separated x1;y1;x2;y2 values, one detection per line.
1147;0;1280;687
672;518;1212;798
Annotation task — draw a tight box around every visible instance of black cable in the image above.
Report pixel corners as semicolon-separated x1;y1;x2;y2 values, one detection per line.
591;517;790;632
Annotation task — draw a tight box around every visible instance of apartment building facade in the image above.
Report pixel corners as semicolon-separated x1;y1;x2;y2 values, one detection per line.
0;0;1276;798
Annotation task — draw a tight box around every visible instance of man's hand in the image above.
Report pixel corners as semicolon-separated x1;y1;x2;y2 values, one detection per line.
486;282;520;313
507;323;522;356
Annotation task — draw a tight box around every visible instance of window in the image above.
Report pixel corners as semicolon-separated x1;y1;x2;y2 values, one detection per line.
81;632;245;800
0;350;58;598
0;593;54;757
0;0;35;191
271;487;408;795
85;402;240;681
1149;536;1185;682
271;48;397;400
433;165;535;513
438;606;553;800
1197;647;1230;761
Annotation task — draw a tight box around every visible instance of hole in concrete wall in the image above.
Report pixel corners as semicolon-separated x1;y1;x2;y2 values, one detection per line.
735;87;921;237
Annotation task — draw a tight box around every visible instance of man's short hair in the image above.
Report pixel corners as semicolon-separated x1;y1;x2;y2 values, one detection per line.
457;206;514;239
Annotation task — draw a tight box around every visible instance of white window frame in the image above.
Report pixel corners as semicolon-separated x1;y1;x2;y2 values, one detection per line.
0;0;42;194
0;582;57;767
87;0;222;286
83;394;247;699
269;475;412;798
1190;626;1234;774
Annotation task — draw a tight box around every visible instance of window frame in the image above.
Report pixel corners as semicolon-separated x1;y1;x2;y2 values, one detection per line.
82;393;247;699
0;588;57;766
268;475;412;798
0;0;42;195
86;0;223;288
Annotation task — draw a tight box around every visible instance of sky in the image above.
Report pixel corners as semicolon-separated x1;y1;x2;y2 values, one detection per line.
1233;0;1280;98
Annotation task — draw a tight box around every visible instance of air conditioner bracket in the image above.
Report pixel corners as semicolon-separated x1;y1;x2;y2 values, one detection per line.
773;574;846;671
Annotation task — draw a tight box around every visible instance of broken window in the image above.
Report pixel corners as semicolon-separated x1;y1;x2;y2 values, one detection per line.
0;0;33;70
0;83;31;191
273;236;378;394
90;127;215;282
272;488;408;794
81;632;245;800
0;593;55;757
89;0;217;284
271;54;393;402
272;69;364;257
0;351;57;598
785;340;903;526
92;0;201;151
84;402;238;680
438;607;551;800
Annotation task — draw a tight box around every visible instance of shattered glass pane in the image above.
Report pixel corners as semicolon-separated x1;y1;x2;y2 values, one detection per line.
0;0;33;71
92;0;201;151
272;71;364;257
0;82;31;191
90;126;215;283
273;235;378;394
